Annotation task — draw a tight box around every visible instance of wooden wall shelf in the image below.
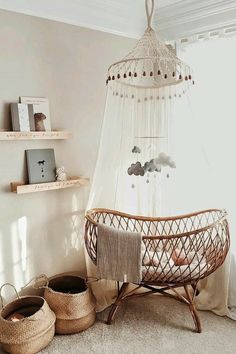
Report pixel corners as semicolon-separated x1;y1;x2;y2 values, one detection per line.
0;131;71;140
10;177;89;194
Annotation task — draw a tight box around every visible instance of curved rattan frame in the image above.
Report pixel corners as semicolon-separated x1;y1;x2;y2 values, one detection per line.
84;208;230;333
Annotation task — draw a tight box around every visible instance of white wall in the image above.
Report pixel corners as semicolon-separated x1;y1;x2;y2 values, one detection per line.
0;9;134;298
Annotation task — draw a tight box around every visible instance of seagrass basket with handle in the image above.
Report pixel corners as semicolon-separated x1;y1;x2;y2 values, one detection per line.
0;283;56;354
43;273;96;334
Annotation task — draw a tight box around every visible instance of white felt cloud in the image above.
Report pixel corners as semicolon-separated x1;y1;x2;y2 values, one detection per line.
154;152;176;169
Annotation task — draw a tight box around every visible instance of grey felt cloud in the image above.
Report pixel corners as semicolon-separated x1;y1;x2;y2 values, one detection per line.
143;160;156;173
132;146;141;153
154;152;176;168
143;153;175;174
143;159;162;173
127;153;175;177
127;162;145;176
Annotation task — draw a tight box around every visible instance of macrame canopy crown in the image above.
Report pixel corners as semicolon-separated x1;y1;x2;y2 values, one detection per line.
106;0;194;92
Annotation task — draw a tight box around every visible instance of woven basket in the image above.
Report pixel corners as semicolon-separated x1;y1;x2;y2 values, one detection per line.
44;274;96;334
0;288;56;354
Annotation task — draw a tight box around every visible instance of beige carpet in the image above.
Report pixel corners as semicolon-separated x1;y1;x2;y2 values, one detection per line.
1;296;235;354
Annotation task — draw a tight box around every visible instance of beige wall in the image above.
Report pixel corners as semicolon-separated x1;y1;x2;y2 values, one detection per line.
0;9;134;296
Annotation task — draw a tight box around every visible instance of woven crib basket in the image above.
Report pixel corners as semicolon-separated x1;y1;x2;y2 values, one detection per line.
0;285;55;354
44;274;96;334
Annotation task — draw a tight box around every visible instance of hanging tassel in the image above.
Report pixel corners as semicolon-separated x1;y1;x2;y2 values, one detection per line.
124;73;127;79
158;70;161;75
150;71;153;76
117;74;121;79
143;71;146;76
164;74;168;79
134;72;137;77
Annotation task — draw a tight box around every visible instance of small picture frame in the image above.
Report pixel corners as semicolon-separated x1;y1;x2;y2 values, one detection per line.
26;148;56;184
20;97;51;131
11;103;35;132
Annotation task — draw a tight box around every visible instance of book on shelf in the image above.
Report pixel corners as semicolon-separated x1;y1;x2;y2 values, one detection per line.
11;103;35;132
26;148;56;184
20;97;51;131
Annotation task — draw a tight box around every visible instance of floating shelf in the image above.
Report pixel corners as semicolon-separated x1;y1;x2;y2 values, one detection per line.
0;131;71;140
10;177;89;194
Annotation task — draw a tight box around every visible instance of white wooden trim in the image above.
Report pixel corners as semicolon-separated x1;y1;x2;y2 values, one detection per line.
0;0;236;40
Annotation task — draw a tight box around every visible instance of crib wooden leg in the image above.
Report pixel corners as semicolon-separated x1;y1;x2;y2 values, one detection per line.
184;285;202;333
107;282;129;325
191;282;200;296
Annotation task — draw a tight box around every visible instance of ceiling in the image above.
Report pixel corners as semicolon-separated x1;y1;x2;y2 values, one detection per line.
0;0;235;41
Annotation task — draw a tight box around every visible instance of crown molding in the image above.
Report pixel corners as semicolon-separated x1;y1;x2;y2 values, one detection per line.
0;0;235;41
155;0;236;40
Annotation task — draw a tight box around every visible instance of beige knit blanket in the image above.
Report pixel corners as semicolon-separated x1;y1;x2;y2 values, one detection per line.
97;224;142;283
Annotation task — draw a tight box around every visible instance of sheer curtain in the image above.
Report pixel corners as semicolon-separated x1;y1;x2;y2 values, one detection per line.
87;82;178;217
87;82;178;310
86;34;236;316
179;35;236;319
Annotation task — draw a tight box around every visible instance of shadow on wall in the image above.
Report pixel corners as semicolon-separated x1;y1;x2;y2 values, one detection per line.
32;209;87;277
0;102;11;130
0;188;89;305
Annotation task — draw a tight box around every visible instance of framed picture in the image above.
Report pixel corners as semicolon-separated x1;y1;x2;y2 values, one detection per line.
11;103;35;132
20;97;51;131
26;149;56;184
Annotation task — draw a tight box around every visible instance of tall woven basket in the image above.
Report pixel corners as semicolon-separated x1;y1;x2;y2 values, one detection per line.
44;274;96;334
0;284;56;354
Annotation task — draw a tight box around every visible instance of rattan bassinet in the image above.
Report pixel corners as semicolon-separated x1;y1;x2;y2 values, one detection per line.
85;208;230;333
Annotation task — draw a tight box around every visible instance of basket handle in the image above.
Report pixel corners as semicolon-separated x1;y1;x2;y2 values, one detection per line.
30;274;97;288
0;283;20;309
32;274;49;289
18;274;49;292
33;274;98;287
85;276;99;284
